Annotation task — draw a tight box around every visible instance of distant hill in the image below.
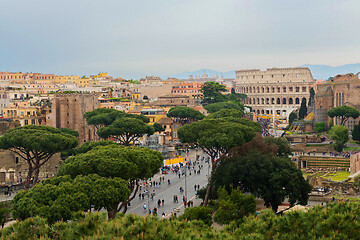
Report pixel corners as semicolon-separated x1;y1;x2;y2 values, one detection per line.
163;69;236;80
163;64;360;81
301;64;360;80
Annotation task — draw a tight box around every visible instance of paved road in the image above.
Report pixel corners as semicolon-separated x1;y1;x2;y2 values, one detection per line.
127;149;210;217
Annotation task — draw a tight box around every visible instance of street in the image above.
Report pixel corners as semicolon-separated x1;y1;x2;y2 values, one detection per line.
126;149;210;217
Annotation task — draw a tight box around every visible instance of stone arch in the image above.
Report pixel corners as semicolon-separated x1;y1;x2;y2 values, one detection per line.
253;98;256;105
257;98;260;104
266;98;270;104
277;98;281;104
261;109;265;114
282;98;287;104
272;87;275;93
261;98;265;104
295;97;300;104
282;86;287;93
266;87;270;93
257;87;260;93
257;110;260;114
249;98;252;104
289;98;293;104
262;87;265;93
271;98;275;104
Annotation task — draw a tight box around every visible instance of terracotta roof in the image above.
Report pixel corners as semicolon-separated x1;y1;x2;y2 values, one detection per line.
157;117;172;124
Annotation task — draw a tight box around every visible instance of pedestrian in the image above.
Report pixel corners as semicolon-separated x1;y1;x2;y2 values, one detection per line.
190;201;193;207
184;201;187;208
149;209;152;215
194;185;197;191
187;201;191;208
153;207;158;216
162;212;166;219
162;199;164;206
168;179;171;185
197;184;200;190
143;204;147;212
162;176;164;181
142;193;144;199
139;193;141;199
158;199;161;207
159;177;162;182
159;182;161;188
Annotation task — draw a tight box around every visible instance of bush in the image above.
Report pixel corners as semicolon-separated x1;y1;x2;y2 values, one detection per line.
179;207;212;226
315;122;325;132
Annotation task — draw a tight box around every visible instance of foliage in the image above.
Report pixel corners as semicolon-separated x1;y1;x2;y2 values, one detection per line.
288;111;297;125
58;144;163;217
74;140;117;155
205;109;244;119
11;174;130;223
298;98;307;120
327;105;360;126
264;136;292;157
153;122;165;132
5;202;360;239
60;128;79;137
351;121;360;142
329;125;349;152
178;118;256;206
0;125;78;188
354;175;360;189
204;101;244;114
97;117;154;146
179;207;212;226
314;122;325;132
0;202;10;228
84;108;150;130
212;142;311;212
213;187;256;224
166;106;205;121
200;81;227;105
228;88;247;102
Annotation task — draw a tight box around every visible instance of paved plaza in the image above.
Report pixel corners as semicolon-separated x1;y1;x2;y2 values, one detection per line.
127;149;210;218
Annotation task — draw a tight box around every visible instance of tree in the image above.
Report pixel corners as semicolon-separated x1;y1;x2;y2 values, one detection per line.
264;137;292;157
11;174;130;223
57;144;163;217
214;187;256;224
329;125;349;152
153;122;165;132
206;109;244;119
315;122;325;132
0;125;78;188
352;121;360;142
0;202;10;229
177;118;256;206
97;117;154;146
201;81;227;105
288;111;297;125
179;207;212;226
60;128;79;137
166;106;205;122
212;150;311;212
327;105;360;126
228;88;247;103
84;108;149;131
204;101;244;114
74;140;117;155
298;98;308;120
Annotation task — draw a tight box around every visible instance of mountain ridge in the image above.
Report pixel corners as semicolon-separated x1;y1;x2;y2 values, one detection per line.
162;64;360;80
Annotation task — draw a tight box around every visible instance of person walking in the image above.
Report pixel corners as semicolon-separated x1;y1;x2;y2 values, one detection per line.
162;199;164;206
158;199;161;207
143;204;147;213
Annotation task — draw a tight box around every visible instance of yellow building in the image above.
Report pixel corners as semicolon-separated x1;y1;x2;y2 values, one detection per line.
2;102;48;126
55;75;90;88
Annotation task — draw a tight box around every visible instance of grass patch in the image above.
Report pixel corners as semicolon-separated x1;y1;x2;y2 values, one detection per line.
331;171;350;181
343;147;360;151
305;144;328;147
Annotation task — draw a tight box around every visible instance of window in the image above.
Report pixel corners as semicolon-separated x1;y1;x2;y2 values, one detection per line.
289;87;293;92
24;120;28;125
302;87;307;92
295;87;299;92
31;119;35;125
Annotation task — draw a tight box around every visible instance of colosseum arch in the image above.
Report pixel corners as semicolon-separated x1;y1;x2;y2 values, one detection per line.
271;98;275;104
295;97;300;104
262;87;265;93
272;87;275;93
266;87;270;93
282;86;287;93
282;98;287;104
249;98;252;104
266;98;270;104
257;98;260;104
289;98;293;104
277;98;281;104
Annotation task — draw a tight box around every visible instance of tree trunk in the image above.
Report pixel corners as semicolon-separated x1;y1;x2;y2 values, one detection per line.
203;158;217;207
25;166;34;190
107;209;117;219
33;162;40;185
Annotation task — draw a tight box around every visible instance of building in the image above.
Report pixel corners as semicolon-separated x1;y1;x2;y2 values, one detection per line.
46;93;99;143
149;94;197;109
235;67;315;119
315;72;360;130
171;82;204;99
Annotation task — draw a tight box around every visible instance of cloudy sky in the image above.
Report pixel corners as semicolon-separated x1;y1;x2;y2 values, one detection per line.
1;0;359;79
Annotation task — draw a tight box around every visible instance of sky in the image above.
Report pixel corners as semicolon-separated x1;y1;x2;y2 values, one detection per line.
1;0;360;79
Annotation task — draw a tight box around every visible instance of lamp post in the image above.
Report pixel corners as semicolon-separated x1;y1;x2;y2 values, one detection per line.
184;165;187;201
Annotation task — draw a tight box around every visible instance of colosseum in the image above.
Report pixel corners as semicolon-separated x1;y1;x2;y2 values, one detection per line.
235;67;315;119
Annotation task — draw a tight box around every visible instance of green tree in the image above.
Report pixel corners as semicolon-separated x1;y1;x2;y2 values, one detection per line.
288;111;297;125
57;144;163;217
11;174;130;222
97;117;154;146
264;137;292;157
166;106;205;123
352;121;360;142
206;109;244;119
153;122;165;132
315;122;325;132
214;186;256;224
179;207;212;226
201;81;227;105
74;140;117;155
212;150;311;213
329;125;349;152
327;105;360;126
298;98;308;120
204;101;244;114
60;128;79;137
178;118;256;206
84;108;149;131
0;125;78;188
0;202;10;229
